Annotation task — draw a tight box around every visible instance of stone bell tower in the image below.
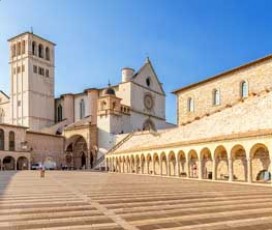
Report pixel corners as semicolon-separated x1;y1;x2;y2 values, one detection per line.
8;32;55;130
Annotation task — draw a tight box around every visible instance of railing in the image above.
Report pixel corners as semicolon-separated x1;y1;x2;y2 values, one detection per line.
107;132;135;154
92;154;105;169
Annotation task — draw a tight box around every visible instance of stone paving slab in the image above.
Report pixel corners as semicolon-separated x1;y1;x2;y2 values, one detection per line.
1;171;272;229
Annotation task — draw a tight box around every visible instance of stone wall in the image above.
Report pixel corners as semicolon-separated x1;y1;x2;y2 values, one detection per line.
26;131;64;167
175;56;272;125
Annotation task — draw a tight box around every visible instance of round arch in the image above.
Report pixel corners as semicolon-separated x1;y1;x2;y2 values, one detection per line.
153;153;160;175
178;150;187;177
17;156;29;170
140;154;146;174
146;154;152;174
231;145;247;181
135;155;140;173
200;147;213;179
188;150;198;178
65;135;88;170
3;156;15;170
250;143;270;182
214;145;228;180
168;151;176;176
160;152;167;175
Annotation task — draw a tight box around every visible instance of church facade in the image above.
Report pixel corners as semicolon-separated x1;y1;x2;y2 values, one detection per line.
107;55;272;185
0;32;174;170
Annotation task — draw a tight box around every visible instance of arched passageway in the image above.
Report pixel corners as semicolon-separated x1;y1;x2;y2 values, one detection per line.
160;153;168;175
201;148;213;179
147;154;152;174
141;155;147;174
188;150;198;178
3;156;15;170
153;154;160;175
214;146;229;180
251;144;270;182
135;155;140;173
231;145;247;181
168;152;176;176
17;156;29;170
178;151;187;177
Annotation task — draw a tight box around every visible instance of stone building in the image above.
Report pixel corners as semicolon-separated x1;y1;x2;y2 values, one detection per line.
0;31;174;170
107;55;272;184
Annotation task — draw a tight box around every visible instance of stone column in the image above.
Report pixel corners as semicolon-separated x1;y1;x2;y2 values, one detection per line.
247;157;252;183
198;159;203;180
152;159;155;175
228;158;233;182
105;158;108;171
175;160;179;177
212;159;217;180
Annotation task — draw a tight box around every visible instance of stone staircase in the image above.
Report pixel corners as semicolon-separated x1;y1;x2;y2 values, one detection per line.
1;171;272;229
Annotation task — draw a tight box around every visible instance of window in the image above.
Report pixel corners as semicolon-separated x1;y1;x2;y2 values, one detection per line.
17;66;21;73
17;42;21;56
146;77;151;87
213;89;220;105
0;129;4;150
22;65;25;72
46;69;49;78
32;41;37;55
39;67;44;76
57;104;63;122
9;131;15;151
38;44;44;58
187;97;194;112
45;47;50;61
33;65;37;73
79;99;85;119
17;101;21;106
12;44;16;57
0;109;4;123
241;80;248;98
22;40;26;54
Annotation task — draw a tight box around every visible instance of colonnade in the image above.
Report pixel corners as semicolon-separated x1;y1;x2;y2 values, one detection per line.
106;142;272;184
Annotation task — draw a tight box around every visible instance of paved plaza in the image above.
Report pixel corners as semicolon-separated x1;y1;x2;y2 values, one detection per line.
1;172;272;229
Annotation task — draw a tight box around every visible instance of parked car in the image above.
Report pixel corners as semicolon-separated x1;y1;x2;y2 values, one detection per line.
44;161;56;170
31;163;42;170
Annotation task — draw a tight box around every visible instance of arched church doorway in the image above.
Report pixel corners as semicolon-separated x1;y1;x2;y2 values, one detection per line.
65;135;88;170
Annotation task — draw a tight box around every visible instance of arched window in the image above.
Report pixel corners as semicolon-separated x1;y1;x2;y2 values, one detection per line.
45;47;50;61
12;44;16;57
17;42;21;56
57;104;63;122
0;129;4;150
9;131;15;151
38;44;44;58
212;89;220;105
80;99;85;119
241;80;248;98
32;41;36;55
187;97;194;112
0;109;4;123
22;40;26;54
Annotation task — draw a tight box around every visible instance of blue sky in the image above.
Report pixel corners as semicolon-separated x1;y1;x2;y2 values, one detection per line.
0;0;272;123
